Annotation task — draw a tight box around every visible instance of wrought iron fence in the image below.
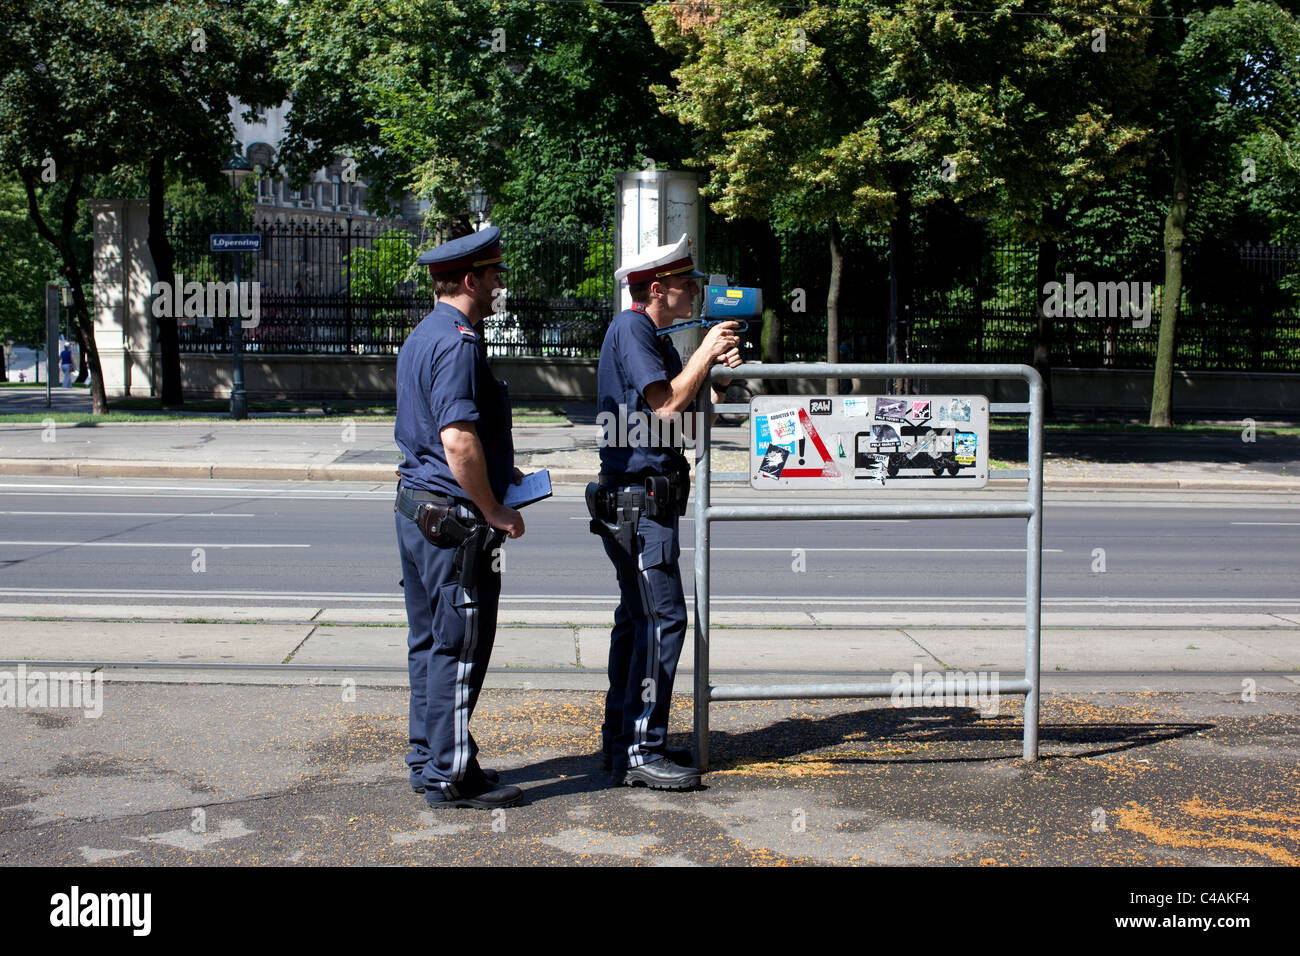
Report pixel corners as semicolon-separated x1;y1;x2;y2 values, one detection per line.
171;219;613;356
170;216;1299;371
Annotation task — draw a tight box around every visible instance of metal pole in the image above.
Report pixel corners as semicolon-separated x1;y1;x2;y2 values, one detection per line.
712;678;1033;701
1023;367;1045;760
345;217;353;353
230;196;247;420
708;502;1033;521
733;362;1030;381
693;381;713;771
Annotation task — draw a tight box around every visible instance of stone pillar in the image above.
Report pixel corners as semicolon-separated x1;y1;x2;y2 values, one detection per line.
614;170;703;352
91;199;157;398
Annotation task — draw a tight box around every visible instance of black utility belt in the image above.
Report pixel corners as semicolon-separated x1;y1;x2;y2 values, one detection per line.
591;471;688;523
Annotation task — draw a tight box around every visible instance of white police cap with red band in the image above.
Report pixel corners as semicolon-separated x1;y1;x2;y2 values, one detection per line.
614;233;706;286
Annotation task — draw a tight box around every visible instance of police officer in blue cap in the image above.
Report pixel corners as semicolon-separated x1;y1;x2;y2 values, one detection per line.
395;226;525;809
588;234;741;789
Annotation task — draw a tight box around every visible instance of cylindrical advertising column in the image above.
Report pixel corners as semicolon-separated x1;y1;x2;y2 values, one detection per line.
614;170;703;352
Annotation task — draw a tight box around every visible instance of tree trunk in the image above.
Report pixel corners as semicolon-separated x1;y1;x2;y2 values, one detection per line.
1150;166;1188;427
147;150;183;406
1033;234;1059;420
74;320;89;383
887;194;913;394
826;216;843;394
22;170;108;413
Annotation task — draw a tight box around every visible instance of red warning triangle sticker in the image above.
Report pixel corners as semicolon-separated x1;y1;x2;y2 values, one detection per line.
780;407;841;478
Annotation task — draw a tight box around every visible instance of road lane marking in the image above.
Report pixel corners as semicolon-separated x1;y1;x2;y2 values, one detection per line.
680;546;1063;553
565;516;911;523
0;588;1295;607
0;541;309;549
0;490;387;501
0;511;255;518
0;483;391;495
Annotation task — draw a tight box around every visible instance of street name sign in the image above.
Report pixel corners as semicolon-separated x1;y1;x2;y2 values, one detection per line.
209;233;262;252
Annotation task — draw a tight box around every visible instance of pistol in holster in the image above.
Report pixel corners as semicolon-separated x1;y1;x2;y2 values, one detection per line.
454;524;506;591
413;501;471;547
396;484;499;592
586;481;638;558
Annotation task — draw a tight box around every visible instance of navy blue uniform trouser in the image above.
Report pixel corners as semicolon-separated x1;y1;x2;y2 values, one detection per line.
599;510;687;770
396;512;501;797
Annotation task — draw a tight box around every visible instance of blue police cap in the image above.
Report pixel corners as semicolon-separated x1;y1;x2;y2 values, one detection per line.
416;226;509;275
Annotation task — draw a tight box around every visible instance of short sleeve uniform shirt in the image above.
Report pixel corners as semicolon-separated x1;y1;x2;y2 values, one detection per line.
596;305;687;477
395;301;513;505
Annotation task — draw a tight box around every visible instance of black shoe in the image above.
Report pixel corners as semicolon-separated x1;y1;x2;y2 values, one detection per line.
619;756;701;791
424;780;522;809
601;746;692;772
411;768;500;794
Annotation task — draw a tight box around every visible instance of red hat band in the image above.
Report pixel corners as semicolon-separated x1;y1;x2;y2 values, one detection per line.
623;256;696;285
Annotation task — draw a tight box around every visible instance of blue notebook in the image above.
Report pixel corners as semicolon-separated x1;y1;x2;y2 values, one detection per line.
503;469;552;508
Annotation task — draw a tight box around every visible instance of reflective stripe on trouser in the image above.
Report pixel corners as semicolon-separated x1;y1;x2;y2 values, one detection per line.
599;513;686;770
396;512;501;797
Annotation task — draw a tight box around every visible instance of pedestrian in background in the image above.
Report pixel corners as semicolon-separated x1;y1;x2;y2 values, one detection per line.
59;343;73;389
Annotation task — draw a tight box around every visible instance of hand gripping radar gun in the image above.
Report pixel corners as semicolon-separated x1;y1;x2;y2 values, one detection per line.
654;285;762;337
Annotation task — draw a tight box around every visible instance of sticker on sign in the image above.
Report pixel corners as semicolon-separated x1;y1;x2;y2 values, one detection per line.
748;395;988;489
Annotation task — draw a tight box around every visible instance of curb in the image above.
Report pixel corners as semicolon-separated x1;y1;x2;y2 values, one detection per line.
1;459;1299;491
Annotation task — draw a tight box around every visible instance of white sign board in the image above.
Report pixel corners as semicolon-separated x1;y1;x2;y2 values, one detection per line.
748;395;989;489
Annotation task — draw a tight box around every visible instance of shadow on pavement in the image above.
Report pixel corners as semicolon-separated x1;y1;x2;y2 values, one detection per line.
990;429;1300;468
489;707;1213;804
701;707;1212;768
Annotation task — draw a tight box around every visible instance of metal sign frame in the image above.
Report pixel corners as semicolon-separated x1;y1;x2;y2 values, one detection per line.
693;363;1045;767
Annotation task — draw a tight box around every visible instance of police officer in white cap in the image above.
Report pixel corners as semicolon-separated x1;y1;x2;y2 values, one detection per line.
589;234;741;789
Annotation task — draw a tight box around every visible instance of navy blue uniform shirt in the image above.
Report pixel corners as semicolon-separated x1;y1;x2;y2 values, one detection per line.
597;305;688;477
396;301;514;505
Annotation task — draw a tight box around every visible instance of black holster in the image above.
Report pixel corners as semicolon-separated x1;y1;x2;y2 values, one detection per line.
586;481;638;558
643;475;671;521
455;525;505;590
396;484;499;591
415;502;474;547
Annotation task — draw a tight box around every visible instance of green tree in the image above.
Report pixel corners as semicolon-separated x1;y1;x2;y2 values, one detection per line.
348;231;428;298
648;0;1151;405
271;0;689;230
1147;0;1300;425
0;176;65;378
136;1;282;407
647;0;892;383
878;1;1153;411
0;0;281;411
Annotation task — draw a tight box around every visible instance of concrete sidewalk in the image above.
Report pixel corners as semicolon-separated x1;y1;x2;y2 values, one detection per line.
1;603;1298;682
2;596;1297;867
1;674;1296;866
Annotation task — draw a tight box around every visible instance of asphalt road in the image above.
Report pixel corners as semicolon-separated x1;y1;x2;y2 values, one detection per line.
1;477;1297;614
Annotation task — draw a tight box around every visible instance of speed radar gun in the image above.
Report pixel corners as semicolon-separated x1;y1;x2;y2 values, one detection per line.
655;284;763;337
